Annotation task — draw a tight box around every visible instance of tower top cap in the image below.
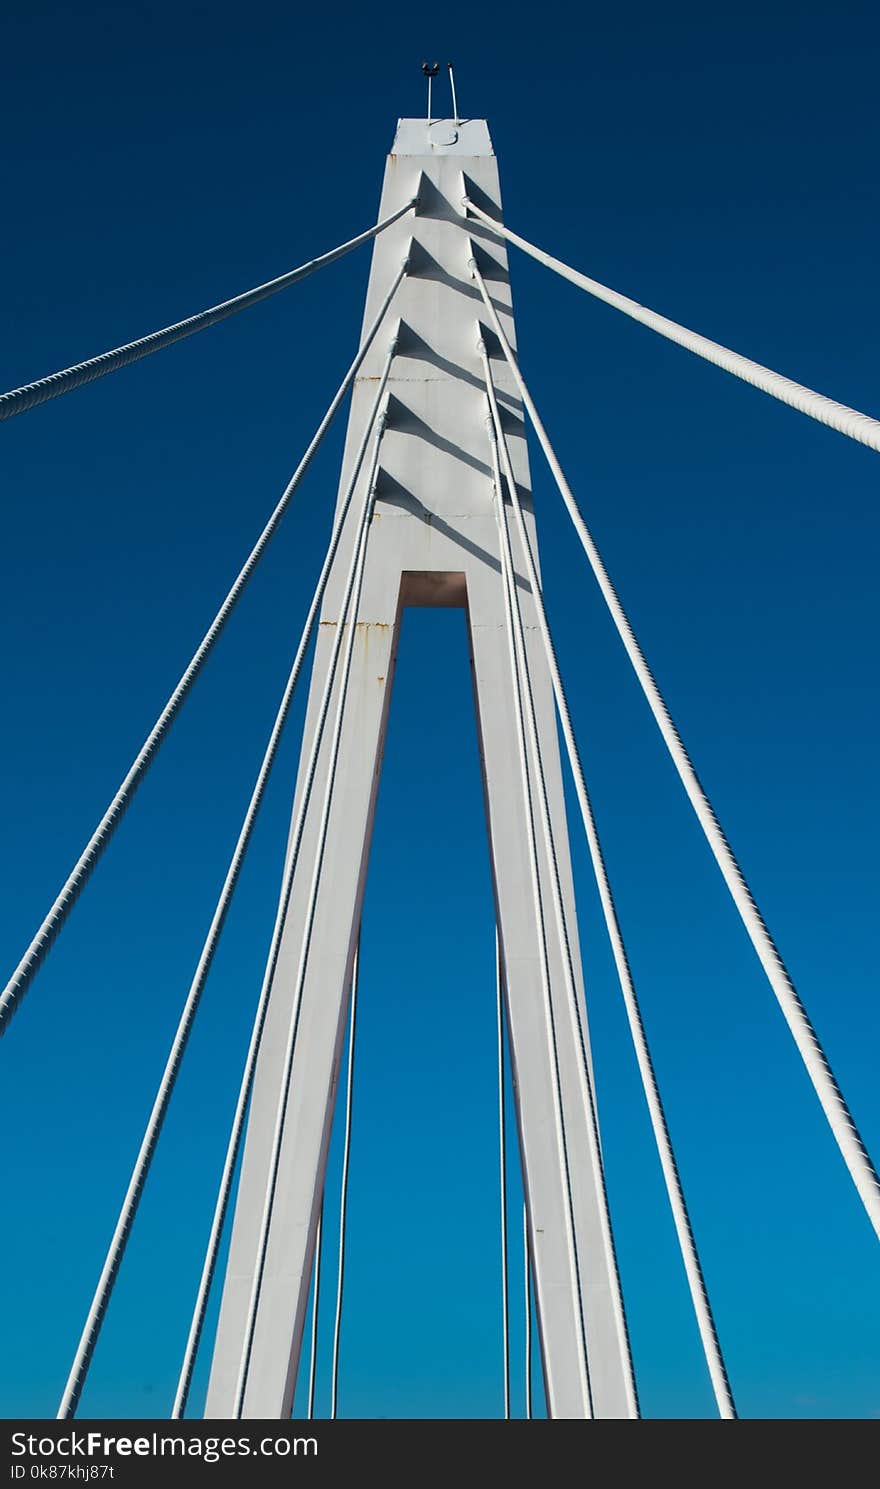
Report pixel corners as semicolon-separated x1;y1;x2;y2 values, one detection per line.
392;118;494;157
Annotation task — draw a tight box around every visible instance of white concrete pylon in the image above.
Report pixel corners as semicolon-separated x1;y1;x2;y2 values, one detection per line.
205;118;635;1420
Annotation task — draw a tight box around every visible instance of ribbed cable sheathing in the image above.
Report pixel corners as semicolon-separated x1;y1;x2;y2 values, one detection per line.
463;197;880;455
172;327;402;1419
471;251;880;1246
232;397;390;1418
484;407;595;1419
0;200;415;421
55;299;407;1422
483;371;639;1420
479;294;736;1419
58;604;307;1420
0;258;409;1038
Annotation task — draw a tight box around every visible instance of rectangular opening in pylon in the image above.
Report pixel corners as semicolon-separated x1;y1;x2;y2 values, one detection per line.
399;570;467;608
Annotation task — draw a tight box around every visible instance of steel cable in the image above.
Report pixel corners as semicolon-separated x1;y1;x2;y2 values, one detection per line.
463;196;880;454
171;324;401;1418
484;404;595;1418
0;258;408;1038
479;312;736;1420
471;251;880;1246
483;378;637;1418
232;395;388;1417
1;200;415;422
55;302;406;1421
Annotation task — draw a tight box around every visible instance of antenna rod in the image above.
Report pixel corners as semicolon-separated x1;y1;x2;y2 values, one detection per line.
422;60;439;123
448;61;459;124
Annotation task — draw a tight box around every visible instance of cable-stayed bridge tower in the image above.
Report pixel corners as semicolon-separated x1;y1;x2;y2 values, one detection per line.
1;84;878;1423
205;116;633;1420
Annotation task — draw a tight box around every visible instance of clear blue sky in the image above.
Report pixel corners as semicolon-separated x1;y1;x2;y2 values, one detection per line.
1;0;878;1421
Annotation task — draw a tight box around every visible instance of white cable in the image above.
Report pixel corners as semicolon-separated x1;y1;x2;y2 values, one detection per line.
485;406;594;1419
496;927;511;1421
0;257;409;1039
330;941;359;1420
472;254;880;1246
170;323;401;1419
462;197;880;455
233;398;387;1417
59;553;320;1418
58;312;404;1420
307;1209;323;1419
483;376;638;1419
0;199;416;421
480;326;735;1420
